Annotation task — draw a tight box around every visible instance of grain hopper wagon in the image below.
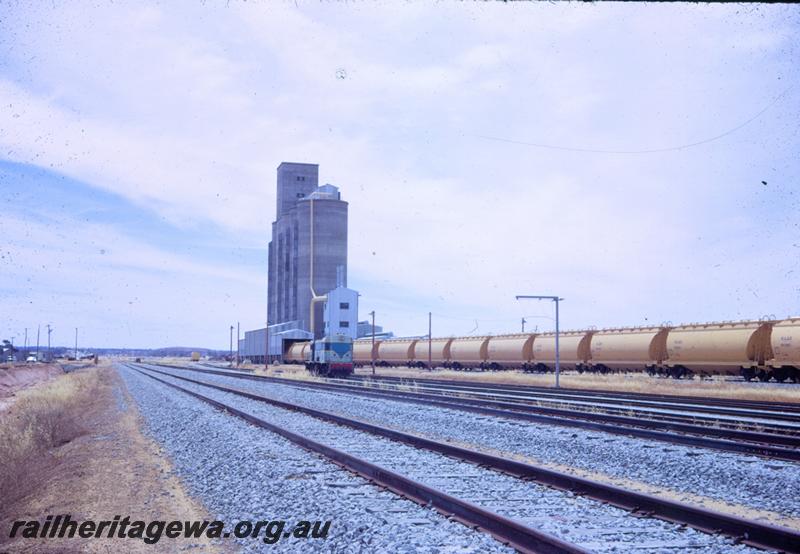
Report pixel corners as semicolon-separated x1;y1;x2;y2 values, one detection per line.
412;338;454;369
353;339;382;367
486;333;536;370
447;337;490;370
589;327;669;373
664;320;772;379
376;338;418;367
530;330;594;372
285;341;309;364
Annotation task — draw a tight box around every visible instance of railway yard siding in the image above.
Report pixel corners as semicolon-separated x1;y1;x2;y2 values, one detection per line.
129;364;779;552
144;364;800;529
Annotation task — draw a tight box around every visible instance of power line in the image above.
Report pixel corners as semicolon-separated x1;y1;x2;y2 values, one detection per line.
430;312;518;323
477;85;793;155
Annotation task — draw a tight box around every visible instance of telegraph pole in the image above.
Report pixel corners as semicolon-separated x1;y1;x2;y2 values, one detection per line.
74;328;78;360
371;311;377;375
36;325;40;360
427;312;432;370
46;325;52;361
229;325;233;365
516;295;563;388
236;322;240;367
521;317;526;333
24;328;28;355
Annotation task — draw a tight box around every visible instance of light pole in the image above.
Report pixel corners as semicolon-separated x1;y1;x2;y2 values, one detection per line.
369;310;376;375
236;321;240;367
516;295;563;388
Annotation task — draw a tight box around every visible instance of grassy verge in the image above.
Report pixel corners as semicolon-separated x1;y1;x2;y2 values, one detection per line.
0;367;105;519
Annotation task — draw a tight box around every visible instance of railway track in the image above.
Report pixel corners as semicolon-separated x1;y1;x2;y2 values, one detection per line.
199;363;800;431
130;362;800;553
127;365;581;554
346;374;800;418
157;363;800;461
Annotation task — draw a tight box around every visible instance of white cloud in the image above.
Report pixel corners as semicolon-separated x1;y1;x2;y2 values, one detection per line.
0;210;265;347
0;2;798;344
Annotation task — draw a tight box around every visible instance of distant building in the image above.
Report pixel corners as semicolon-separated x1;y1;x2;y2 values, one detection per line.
267;162;348;339
356;321;394;340
239;323;311;364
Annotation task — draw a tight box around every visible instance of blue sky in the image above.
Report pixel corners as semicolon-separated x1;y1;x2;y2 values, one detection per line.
1;2;798;349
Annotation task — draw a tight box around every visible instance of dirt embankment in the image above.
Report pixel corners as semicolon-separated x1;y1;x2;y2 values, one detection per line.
0;364;65;412
0;364;227;553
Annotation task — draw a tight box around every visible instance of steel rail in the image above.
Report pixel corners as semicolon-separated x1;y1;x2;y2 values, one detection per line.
339;379;800;434
339;379;800;431
128;366;585;554
344;375;800;421
198;364;800;429
133;364;800;553
346;373;800;413
152;363;800;459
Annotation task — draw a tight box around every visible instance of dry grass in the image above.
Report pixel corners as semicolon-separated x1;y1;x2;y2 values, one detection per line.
252;363;324;383
0;368;104;518
353;366;800;404
2;364;231;554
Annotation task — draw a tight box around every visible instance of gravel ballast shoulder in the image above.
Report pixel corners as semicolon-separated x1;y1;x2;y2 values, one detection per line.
118;365;517;553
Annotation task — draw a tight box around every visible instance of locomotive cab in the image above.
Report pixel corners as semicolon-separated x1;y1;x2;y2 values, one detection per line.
306;334;354;377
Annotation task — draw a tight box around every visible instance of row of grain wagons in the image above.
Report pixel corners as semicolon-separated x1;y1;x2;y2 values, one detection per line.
351;318;800;382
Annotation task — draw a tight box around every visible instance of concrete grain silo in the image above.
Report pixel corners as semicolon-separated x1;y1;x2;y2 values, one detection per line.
267;162;349;340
